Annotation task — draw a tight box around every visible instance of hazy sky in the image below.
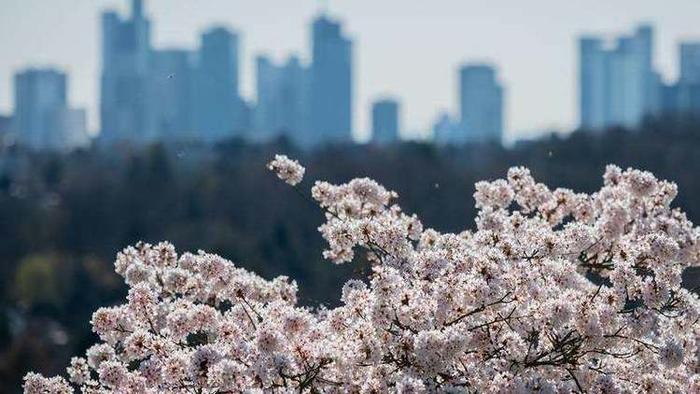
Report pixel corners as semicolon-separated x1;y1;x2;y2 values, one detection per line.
2;0;700;142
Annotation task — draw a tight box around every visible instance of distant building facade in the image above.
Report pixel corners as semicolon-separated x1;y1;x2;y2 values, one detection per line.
459;64;503;144
680;42;700;84
254;56;310;145
14;68;89;151
659;42;700;117
194;27;246;142
251;14;353;149
309;15;353;145
579;24;660;130
15;69;66;148
100;0;152;143
371;99;399;145
579;38;607;130
150;49;196;140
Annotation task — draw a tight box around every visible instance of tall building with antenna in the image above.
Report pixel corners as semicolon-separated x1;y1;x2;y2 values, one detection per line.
100;0;153;143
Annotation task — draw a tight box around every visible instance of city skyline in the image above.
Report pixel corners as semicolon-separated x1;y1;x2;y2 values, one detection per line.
580;25;657;130
579;25;700;132
3;1;700;143
96;0;356;148
14;68;90;150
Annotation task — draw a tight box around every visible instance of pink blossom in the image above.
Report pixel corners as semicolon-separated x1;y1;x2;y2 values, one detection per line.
23;161;700;393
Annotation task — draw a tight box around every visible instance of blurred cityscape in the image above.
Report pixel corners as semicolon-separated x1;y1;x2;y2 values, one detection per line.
580;24;700;130
0;0;700;151
7;0;371;149
5;0;700;391
3;0;699;152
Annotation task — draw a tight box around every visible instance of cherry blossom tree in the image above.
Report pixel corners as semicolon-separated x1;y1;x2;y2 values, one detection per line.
24;156;700;393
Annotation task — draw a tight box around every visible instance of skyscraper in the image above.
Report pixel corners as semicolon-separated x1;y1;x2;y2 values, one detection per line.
14;69;66;149
254;55;310;145
579;38;608;130
100;0;152;143
662;42;700;116
680;42;700;84
608;27;651;127
14;68;89;150
459;64;503;144
579;24;659;130
193;27;243;142
150;49;196;140
309;15;353;145
635;25;659;117
371;99;399;145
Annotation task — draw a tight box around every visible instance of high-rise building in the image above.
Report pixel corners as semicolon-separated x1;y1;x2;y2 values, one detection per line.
309;15;353;145
14;69;66;149
656;42;700;117
254;55;310;145
680;43;700;84
100;0;152;143
150;49;196;140
14;68;89;150
193;27;244;142
672;42;700;115
579;38;608;130
371;99;399;145
608;28;651;127
579;24;659;130
459;64;503;144
635;25;660;117
254;56;279;142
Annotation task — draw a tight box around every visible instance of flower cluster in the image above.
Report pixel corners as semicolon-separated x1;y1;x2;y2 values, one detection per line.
24;161;700;393
267;154;305;186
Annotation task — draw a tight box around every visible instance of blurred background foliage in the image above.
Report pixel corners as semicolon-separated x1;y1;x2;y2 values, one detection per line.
1;117;700;388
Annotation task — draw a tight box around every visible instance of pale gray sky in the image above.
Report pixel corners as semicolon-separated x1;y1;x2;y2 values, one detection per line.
2;0;700;142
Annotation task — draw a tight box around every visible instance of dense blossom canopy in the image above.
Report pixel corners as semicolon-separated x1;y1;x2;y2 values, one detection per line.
24;159;700;393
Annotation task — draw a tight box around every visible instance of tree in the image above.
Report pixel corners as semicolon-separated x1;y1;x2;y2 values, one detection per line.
23;157;700;393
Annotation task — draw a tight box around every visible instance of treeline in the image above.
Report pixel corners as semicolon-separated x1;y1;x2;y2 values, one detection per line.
2;117;700;388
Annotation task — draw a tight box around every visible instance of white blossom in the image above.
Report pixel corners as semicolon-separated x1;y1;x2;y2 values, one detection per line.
267;154;305;186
